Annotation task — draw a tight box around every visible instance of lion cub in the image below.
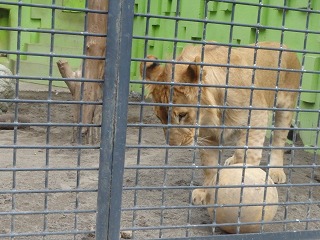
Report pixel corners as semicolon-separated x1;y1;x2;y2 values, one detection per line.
140;42;300;203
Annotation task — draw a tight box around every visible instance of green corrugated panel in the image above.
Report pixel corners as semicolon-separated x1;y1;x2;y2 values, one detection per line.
62;0;86;10
301;56;319;104
0;0;85;87
0;8;10;66
299;55;320;152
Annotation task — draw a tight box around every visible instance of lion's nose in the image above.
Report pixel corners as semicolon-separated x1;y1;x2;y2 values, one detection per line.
168;139;182;146
168;134;183;146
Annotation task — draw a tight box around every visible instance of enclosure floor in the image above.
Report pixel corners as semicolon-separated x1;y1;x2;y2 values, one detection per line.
19;82;69;93
0;90;319;239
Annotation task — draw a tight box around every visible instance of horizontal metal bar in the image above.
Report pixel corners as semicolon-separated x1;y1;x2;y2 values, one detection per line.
138;57;304;73
2;121;312;131
0;122;100;128
0;229;95;238
125;145;319;151
0;189;97;194
120;218;320;233
0;75;104;83
138;58;318;75
0;167;98;172
121;199;320;211
212;0;319;14
134;0;320;15
5;144;315;151
127;101;320;114
0;145;99;149
126;123;318;132
132;36;320;56
134;40;306;55
130;80;320;94
129;120;314;132
0;209;95;216
124;164;320;171
0;48;105;60
122;182;320;191
0;99;102;105
134;13;320;35
134;230;320;240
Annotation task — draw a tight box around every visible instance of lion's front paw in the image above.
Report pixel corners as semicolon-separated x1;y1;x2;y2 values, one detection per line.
269;168;286;183
224;156;236;166
192;189;207;205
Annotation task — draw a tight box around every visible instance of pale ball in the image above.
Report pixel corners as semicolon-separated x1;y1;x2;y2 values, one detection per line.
206;164;278;233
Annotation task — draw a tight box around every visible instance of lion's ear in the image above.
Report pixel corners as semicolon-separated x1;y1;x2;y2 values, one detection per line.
140;55;168;99
186;56;206;83
140;55;163;81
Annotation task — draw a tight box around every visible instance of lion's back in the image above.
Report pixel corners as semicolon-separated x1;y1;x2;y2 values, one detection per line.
176;42;300;108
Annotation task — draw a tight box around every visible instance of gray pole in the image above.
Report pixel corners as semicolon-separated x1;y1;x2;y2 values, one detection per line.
95;0;135;239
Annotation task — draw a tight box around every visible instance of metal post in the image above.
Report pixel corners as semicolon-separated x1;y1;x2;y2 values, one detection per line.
95;0;135;240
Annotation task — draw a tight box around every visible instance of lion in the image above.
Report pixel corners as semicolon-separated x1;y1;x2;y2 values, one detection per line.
140;42;301;204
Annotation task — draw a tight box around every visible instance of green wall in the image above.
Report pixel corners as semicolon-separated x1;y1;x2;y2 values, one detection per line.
0;0;319;151
0;0;86;87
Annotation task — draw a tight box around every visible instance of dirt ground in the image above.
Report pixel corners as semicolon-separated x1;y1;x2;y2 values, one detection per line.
0;89;319;239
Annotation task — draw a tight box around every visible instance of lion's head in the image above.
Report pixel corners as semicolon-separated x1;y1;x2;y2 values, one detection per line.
140;50;219;146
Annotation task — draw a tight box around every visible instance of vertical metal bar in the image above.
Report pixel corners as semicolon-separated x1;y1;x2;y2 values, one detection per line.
159;1;182;238
77;0;89;146
74;3;90;235
132;1;152;237
187;1;210;235
241;1;268;234
11;1;22;238
281;3;289;233
95;0;135;240
236;0;264;233
214;1;237;233
299;0;313;231
42;1;56;238
187;0;210;235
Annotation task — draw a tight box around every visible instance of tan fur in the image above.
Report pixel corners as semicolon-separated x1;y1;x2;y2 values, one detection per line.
140;42;301;200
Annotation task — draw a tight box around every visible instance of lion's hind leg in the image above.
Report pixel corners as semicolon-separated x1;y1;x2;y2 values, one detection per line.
269;107;295;183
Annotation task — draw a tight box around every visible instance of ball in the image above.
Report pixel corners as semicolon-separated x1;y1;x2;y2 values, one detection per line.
205;164;278;233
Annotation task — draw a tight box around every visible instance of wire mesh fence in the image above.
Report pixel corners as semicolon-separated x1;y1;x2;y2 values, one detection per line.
0;0;111;239
125;0;320;239
0;0;320;240
2;2;95;240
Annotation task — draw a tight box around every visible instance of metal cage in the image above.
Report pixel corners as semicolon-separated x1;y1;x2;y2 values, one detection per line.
0;0;319;240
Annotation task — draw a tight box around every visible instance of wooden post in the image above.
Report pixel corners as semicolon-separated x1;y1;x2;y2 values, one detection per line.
57;0;108;144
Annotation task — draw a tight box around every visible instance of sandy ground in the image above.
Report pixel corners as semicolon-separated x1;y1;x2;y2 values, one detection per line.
0;87;319;239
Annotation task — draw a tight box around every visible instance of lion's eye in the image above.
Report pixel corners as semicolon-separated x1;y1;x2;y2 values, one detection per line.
178;112;187;122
